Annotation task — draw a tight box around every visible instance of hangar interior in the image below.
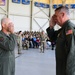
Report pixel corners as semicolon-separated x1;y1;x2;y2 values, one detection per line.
0;0;75;32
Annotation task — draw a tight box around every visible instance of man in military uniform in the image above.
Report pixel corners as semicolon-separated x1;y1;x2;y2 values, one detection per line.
17;31;22;54
40;31;46;53
0;18;16;75
46;6;75;75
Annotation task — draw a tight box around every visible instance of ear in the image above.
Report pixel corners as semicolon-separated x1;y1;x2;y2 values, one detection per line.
61;12;65;17
2;24;5;28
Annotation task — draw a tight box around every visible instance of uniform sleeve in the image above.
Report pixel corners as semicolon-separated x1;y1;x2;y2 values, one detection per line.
0;34;15;51
65;30;72;56
46;27;61;42
65;27;75;75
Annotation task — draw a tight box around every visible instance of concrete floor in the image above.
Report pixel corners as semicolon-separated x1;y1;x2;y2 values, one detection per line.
15;49;56;75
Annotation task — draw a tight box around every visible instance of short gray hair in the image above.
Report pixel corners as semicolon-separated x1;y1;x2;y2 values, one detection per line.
55;6;69;15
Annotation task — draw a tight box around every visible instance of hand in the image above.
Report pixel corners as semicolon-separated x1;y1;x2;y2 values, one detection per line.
49;15;56;29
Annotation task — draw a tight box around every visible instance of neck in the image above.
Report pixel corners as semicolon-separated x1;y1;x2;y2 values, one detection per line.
63;19;69;24
61;17;69;27
2;29;9;35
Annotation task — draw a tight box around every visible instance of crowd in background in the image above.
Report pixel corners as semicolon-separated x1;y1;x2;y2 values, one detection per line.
15;31;54;53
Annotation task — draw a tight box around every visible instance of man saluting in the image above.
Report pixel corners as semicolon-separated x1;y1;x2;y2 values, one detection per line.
0;18;16;75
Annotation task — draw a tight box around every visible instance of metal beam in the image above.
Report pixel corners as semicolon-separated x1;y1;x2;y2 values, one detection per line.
10;13;30;17
7;0;9;18
33;18;43;31
39;20;49;31
49;0;53;19
34;16;49;19
33;18;49;31
0;7;6;12
30;0;34;31
39;8;49;17
0;12;6;15
33;7;49;17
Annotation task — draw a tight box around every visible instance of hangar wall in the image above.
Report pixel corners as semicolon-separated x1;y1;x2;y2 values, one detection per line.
32;1;49;32
0;0;75;32
0;0;50;32
9;0;31;32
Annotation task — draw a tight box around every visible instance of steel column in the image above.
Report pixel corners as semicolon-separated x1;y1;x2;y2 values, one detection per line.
7;0;9;18
30;0;34;31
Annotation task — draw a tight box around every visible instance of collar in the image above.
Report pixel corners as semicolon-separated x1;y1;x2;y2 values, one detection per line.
62;20;70;28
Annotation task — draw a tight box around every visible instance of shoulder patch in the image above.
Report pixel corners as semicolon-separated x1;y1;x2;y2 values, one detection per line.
0;37;4;42
66;29;73;35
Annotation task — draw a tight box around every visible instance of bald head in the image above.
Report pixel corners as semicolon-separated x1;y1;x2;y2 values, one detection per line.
1;18;14;34
1;18;12;25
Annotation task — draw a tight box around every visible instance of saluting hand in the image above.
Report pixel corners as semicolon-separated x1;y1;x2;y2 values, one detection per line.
49;15;56;29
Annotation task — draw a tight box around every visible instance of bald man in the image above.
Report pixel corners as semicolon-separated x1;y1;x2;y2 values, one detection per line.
0;18;16;75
